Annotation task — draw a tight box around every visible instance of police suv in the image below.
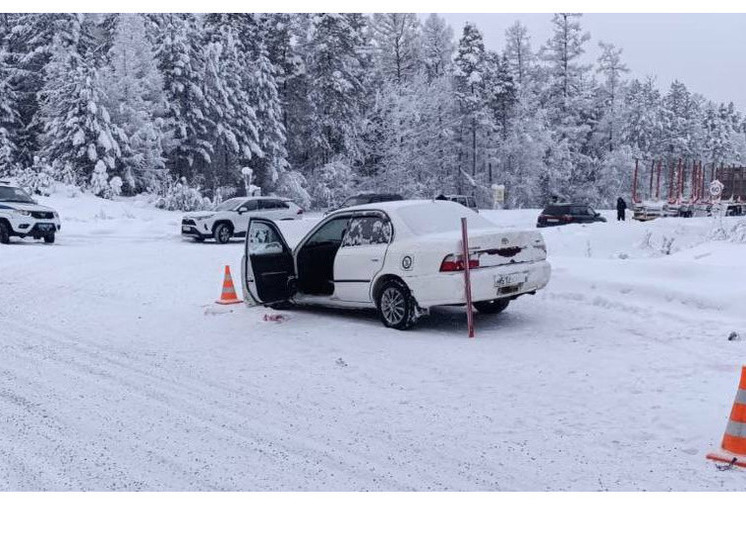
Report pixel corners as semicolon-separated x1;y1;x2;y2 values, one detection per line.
0;179;61;244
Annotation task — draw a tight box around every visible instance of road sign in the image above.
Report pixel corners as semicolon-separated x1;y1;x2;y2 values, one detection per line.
709;180;724;198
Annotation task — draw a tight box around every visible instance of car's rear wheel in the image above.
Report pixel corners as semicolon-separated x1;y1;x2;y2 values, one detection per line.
473;298;510;314
43;232;55;244
213;223;232;244
377;280;416;330
0;221;9;244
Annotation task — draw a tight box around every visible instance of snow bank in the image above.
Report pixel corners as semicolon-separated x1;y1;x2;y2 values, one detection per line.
480;208;746;322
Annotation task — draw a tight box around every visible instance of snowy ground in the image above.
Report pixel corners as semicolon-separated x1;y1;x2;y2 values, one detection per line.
2;192;746;490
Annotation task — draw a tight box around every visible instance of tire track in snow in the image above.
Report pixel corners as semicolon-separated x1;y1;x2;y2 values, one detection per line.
1;318;425;490
6;301;519;490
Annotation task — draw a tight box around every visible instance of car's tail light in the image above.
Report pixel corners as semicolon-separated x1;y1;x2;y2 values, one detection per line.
296;208;304;215
440;253;480;272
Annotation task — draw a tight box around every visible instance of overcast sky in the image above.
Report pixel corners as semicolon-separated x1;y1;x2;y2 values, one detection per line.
439;13;746;111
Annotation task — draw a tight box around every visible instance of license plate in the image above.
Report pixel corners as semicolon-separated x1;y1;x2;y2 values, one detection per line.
494;273;526;288
182;225;191;232
37;223;53;231
546;218;559;222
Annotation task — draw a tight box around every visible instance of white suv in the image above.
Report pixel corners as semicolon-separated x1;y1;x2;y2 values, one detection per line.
0;180;61;244
181;196;304;244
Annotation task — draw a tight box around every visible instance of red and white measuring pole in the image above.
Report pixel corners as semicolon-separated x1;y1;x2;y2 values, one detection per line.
461;217;475;338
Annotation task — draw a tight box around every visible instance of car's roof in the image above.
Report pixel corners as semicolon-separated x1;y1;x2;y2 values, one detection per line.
227;195;292;201
546;202;588;207
330;199;425;212
323;200;490;238
328;199;482;218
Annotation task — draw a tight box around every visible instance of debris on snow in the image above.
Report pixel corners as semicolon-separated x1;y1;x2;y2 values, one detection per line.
715;458;739;471
204;305;235;316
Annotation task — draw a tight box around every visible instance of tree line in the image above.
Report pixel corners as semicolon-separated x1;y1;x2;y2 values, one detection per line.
0;13;744;209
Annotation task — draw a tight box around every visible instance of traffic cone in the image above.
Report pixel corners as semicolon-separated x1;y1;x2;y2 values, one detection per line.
707;366;746;468
216;265;242;305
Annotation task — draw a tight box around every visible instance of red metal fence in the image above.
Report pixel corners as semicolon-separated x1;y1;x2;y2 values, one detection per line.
631;159;746;204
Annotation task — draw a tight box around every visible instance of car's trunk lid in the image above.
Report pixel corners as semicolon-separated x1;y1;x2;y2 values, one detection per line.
468;229;546;266
421;228;547;266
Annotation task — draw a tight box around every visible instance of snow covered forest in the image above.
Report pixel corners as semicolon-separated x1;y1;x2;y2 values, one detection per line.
1;12;745;210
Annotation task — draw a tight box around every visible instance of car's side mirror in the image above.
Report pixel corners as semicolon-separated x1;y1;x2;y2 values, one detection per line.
237;207;248;214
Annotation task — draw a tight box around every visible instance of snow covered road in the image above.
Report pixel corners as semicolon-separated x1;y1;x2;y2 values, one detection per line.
1;194;745;490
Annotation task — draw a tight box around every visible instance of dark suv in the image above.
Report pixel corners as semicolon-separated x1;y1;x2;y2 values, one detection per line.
537;203;606;228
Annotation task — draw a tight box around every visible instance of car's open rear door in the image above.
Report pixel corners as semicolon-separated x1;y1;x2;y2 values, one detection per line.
243;218;294;305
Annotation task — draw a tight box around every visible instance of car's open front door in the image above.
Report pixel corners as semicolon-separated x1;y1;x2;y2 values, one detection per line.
243;218;294;305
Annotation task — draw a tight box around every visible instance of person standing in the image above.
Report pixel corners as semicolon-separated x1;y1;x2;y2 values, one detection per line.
616;197;627;221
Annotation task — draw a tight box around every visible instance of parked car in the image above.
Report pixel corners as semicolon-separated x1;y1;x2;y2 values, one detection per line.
241;200;551;330
632;202;664;221
325;192;404;214
181;196;303;244
711;202;746;217
442;194;479;211
536;203;606;227
0;179;61;244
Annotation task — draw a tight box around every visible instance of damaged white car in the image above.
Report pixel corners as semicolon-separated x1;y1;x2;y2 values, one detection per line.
241;200;551;330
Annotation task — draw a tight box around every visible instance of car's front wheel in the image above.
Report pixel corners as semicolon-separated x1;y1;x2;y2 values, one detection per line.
0;221;9;244
377;280;416;330
473;298;510;314
43;232;55;244
213;223;232;244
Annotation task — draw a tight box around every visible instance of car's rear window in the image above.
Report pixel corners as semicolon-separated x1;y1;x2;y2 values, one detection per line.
542;205;569;216
398;202;493;235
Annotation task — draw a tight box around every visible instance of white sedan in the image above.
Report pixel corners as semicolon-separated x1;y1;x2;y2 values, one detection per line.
241;200;551;329
181;196;304;244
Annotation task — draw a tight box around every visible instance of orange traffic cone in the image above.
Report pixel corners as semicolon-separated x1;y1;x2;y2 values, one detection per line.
707;366;746;468
216;265;242;305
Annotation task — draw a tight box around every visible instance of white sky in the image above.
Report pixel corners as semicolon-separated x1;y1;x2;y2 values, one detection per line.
439;13;746;112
